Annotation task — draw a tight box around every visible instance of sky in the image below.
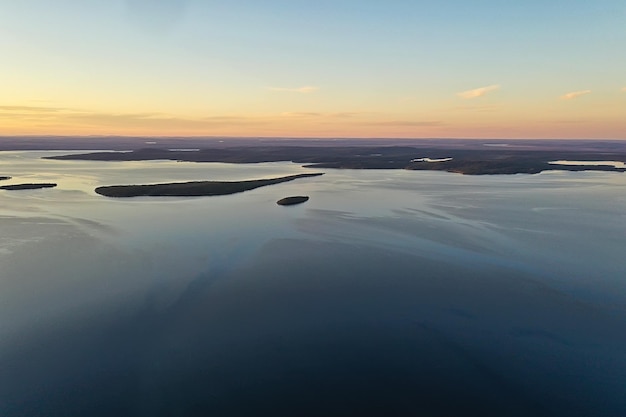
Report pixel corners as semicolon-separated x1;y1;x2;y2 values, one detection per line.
1;0;625;139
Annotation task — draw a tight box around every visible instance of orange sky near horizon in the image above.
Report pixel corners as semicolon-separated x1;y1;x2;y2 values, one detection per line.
2;97;625;139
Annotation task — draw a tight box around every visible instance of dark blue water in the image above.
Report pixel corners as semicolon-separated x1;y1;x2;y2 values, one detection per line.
1;153;625;416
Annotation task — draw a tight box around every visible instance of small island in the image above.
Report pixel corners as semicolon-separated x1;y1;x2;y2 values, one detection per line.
95;173;323;198
0;183;57;190
277;196;309;206
0;176;11;181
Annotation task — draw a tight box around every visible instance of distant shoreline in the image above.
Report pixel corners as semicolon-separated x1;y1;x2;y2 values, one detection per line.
2;137;626;152
46;145;626;176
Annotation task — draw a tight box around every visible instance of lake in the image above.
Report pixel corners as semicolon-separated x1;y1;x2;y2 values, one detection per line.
1;151;625;416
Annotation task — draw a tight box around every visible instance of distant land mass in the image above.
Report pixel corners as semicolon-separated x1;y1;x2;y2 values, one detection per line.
95;173;323;198
46;144;626;175
0;183;57;190
2;136;626;153
0;176;11;181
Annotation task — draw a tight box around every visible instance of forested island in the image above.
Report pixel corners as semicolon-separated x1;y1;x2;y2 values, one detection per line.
95;173;323;197
277;196;309;206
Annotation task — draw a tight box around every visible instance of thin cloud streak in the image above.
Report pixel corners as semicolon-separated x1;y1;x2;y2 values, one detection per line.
452;104;501;112
66;113;273;128
366;120;444;127
457;85;500;99
0;105;69;113
0;105;273;129
560;90;591;100
280;111;360;119
267;86;319;93
280;112;322;118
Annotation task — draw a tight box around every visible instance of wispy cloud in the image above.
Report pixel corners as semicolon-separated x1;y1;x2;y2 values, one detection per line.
267;86;319;93
0;105;76;121
280;111;359;119
280;112;322;118
543;119;587;124
328;112;359;118
366;120;444;127
457;85;500;99
453;104;501;112
0;105;69;113
67;113;273;128
560;90;591;100
0;105;273;128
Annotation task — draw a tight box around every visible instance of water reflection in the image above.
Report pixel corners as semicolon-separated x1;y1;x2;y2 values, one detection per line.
549;159;626;168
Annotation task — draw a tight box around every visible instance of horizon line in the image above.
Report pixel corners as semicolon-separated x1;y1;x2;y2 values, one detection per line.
1;135;625;141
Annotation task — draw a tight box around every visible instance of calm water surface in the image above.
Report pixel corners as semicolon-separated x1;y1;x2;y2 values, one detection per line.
1;151;625;416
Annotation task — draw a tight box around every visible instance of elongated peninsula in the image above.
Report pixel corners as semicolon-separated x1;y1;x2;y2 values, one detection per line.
95;173;323;198
0;183;57;190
